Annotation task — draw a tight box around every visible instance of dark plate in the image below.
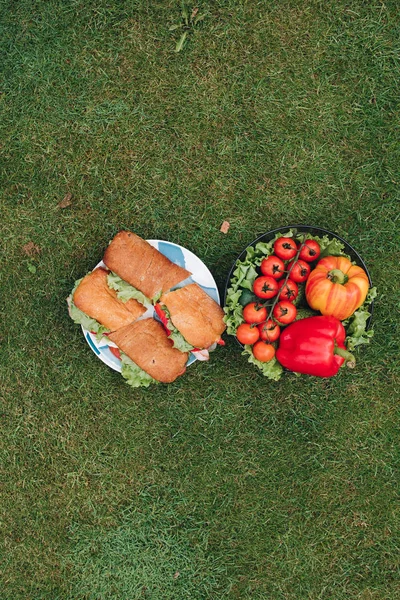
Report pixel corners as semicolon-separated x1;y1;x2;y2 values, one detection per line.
224;224;374;347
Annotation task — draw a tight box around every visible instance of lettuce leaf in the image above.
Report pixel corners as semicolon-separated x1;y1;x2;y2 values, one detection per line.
161;306;195;352
107;272;151;307
296;232;350;260
243;345;283;380
120;352;158;388
223;288;245;335
168;329;194;352
67;278;110;340
345;287;377;350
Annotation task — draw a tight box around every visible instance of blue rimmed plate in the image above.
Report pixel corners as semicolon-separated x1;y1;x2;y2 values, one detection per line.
82;240;221;371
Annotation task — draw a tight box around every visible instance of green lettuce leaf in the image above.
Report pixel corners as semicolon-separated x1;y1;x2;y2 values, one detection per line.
152;289;163;304
345;287;377;350
67;278;110;340
107;272;151;307
161;306;195;352
296;232;350;260
168;330;194;352
120;352;158;388
223;289;245;335
243;345;283;380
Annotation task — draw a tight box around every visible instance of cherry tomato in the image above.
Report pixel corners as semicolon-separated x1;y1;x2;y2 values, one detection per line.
277;278;299;302
273;237;298;260
253;276;278;299
243;302;267;324
252;341;276;362
272;300;297;325
299;239;321;262
260;255;285;279
236;323;260;345
257;319;281;342
287;259;311;283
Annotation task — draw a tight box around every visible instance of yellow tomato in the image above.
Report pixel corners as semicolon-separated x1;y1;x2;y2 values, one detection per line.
305;256;369;320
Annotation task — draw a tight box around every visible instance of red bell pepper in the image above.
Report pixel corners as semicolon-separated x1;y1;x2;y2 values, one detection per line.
275;315;355;377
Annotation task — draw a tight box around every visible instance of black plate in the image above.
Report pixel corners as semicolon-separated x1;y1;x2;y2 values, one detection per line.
224;224;374;346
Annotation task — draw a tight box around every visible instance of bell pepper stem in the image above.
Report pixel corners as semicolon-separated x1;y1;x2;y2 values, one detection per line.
334;345;356;369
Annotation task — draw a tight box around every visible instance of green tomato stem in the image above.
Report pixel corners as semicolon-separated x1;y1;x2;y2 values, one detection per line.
264;240;306;324
328;269;348;284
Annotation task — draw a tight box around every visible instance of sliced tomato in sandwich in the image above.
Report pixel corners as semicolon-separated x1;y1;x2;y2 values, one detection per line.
109;346;122;360
154;303;171;335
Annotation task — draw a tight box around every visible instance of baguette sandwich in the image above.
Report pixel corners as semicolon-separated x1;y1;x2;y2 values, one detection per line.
108;318;188;386
155;283;226;358
67;267;147;336
103;231;192;301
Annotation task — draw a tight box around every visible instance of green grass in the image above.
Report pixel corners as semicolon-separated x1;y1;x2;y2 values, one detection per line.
1;0;399;598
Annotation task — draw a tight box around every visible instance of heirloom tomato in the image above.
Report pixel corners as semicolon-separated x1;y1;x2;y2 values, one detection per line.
305;256;369;320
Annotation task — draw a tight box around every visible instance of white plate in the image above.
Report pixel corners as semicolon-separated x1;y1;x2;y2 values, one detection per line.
82;240;221;372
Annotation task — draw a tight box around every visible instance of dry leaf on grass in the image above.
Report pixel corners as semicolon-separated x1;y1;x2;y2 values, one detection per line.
220;220;230;234
22;241;41;256
58;193;73;208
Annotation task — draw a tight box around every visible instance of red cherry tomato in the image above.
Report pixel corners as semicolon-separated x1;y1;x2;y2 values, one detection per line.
243;302;267;324
260;255;285;279
272;301;297;325
299;239;321;262
273;237;298;260
277;278;299;302
257;319;281;342
236;323;260;345
287;259;311;283
252;341;276;362
253;276;278;299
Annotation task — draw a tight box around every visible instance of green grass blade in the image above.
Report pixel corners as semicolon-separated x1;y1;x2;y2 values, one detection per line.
175;30;188;52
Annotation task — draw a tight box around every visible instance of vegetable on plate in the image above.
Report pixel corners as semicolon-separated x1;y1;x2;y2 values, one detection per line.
275;315;355;377
305;255;370;320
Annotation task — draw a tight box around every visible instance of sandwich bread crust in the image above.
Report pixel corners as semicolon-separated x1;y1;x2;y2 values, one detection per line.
108;318;188;383
103;231;191;299
73;267;146;331
160;283;226;349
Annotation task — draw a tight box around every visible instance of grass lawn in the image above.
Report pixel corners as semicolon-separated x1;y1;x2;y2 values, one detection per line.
1;0;399;598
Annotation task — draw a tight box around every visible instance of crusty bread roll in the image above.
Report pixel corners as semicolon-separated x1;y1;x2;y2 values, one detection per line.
73;267;146;331
108;318;188;383
160;283;226;349
103;231;191;299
